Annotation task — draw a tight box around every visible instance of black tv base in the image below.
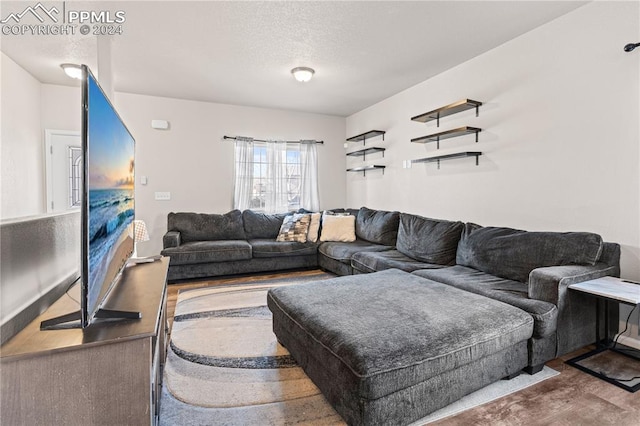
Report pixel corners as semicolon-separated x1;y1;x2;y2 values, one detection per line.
40;308;142;330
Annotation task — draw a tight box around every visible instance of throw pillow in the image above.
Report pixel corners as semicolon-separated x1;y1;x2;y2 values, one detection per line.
276;214;311;243
307;212;321;243
319;215;356;242
321;210;352;228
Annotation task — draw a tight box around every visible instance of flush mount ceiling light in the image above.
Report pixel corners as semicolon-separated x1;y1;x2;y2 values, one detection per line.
60;63;83;80
291;66;315;82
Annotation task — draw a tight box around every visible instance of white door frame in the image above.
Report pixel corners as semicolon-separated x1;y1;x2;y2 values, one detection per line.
44;129;81;213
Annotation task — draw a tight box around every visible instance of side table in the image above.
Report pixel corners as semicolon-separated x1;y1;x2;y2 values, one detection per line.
566;276;640;392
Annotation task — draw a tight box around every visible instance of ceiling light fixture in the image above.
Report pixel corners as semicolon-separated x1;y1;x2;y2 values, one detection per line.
291;66;315;82
60;63;83;80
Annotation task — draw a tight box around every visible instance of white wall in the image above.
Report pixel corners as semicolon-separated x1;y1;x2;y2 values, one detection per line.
346;1;640;345
114;93;346;256
40;83;81;131
0;53;45;219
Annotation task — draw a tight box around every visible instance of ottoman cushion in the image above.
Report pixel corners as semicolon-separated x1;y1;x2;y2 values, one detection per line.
267;269;533;425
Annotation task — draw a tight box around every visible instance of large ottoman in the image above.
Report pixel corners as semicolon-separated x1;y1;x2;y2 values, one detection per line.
267;269;534;425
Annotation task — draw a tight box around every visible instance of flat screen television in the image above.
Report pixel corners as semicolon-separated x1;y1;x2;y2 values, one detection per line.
41;65;139;329
81;65;137;327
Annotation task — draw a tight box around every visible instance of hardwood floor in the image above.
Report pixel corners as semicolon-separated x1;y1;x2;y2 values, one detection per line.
166;269;640;425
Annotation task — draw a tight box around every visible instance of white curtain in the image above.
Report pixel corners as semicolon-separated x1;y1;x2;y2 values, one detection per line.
264;140;288;213
233;137;320;213
300;141;320;212
233;137;254;210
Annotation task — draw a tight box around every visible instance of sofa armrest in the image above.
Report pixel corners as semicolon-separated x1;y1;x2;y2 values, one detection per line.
163;231;181;249
528;263;619;305
529;263;618;307
529;263;619;356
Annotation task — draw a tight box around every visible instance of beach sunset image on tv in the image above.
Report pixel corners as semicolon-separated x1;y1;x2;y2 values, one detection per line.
86;72;135;318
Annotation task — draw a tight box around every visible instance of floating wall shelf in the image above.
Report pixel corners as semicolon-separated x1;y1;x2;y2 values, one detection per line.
346;147;386;161
411;99;482;126
346;130;386;145
411;126;481;148
347;165;386;176
412;152;482;169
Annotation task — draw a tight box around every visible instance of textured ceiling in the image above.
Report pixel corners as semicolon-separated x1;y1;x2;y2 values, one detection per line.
1;1;587;116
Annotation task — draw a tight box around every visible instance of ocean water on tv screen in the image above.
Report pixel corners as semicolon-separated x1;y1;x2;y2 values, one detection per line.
87;187;134;311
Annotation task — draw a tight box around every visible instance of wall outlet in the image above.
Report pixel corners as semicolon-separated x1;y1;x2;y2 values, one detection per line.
155;192;171;201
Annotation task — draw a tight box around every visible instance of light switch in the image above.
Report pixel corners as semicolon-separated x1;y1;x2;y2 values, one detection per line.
140;176;148;185
155;192;171;201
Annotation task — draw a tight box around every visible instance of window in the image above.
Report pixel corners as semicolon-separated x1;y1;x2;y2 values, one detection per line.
233;139;319;213
68;146;83;208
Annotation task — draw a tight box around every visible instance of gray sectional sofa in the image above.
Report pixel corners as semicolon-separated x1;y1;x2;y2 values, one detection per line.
161;206;619;364
161;206;620;424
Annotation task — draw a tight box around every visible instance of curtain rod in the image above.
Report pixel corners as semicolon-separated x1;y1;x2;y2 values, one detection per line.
223;135;324;144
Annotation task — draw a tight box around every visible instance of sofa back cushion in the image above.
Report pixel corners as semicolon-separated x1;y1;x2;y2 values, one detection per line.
167;210;246;242
456;223;604;282
396;213;464;265
355;207;400;246
243;210;288;239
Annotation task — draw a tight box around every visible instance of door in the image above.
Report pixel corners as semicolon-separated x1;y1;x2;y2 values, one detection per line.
45;129;81;213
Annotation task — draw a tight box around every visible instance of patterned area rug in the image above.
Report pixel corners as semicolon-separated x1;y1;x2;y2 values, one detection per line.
160;272;559;425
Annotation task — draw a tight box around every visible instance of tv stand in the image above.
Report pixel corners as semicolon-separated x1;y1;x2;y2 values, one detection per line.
1;258;169;425
39;310;82;330
39;303;142;331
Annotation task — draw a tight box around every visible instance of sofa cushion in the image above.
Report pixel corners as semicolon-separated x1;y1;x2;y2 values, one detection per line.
351;250;447;274
276;214;311;243
161;240;251;265
250;239;317;258
318;240;394;265
456;223;604;283
355;207;400;246
320;215;356;242
168;210;246;242
396;213;464;265
413;266;558;338
242;210;288;239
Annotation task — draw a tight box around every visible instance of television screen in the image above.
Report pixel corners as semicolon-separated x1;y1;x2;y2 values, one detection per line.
81;65;135;328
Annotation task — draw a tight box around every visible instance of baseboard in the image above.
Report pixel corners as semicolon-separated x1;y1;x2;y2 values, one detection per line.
617;335;640;350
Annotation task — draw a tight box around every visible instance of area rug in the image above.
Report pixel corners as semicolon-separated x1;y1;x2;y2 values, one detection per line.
159;273;559;425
